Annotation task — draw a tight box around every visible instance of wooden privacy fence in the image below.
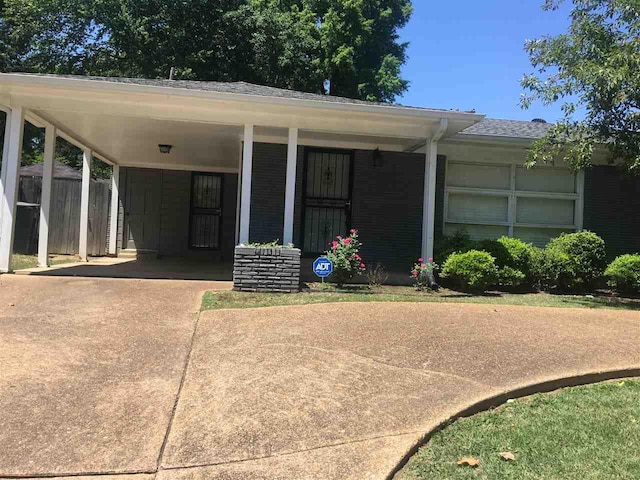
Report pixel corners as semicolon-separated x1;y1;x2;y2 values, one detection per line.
13;176;111;256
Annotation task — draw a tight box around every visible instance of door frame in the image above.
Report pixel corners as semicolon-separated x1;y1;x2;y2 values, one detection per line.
300;147;355;256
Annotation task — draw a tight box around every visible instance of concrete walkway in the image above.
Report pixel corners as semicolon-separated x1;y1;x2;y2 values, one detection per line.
1;276;639;480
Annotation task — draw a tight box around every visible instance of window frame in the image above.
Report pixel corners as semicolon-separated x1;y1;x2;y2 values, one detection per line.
443;160;585;239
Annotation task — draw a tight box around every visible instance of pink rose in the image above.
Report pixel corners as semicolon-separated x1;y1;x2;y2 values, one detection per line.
332;241;339;250
350;229;358;234
412;270;418;277
428;257;433;262
343;237;352;244
418;258;423;263
360;263;366;269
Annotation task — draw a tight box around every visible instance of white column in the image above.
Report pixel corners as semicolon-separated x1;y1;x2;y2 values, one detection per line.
37;124;56;267
108;164;120;255
79;148;92;261
283;127;298;245
0;106;25;273
238;124;253;244
0;108;11;226
421;139;438;261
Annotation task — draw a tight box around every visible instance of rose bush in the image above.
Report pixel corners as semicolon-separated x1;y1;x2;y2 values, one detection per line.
411;257;437;291
325;229;366;287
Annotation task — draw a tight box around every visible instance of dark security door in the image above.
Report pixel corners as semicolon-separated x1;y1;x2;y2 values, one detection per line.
189;173;222;249
125;169;161;250
303;149;353;254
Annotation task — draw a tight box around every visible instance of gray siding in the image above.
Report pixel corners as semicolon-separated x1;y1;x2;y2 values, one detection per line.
118;167;237;261
584;166;640;259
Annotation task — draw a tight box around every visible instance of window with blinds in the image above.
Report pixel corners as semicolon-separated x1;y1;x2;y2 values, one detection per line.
444;161;583;246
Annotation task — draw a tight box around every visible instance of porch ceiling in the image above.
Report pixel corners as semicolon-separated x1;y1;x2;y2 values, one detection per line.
33;110;243;173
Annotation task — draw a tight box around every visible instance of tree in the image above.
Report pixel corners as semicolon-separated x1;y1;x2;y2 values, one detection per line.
0;0;412;102
521;0;640;173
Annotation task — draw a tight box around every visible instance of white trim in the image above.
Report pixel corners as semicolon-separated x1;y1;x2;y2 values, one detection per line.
108;165;120;255
0;73;484;124
422;118;448;260
38;124;56;267
0;107;11;227
283;128;298;245
235;143;243;245
508;163;516;236
575;170;585;230
119;162;238;174
0;106;25;272
79;148;92;261
239;124;253;244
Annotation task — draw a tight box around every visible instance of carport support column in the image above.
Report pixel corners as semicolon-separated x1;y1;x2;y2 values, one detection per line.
79;147;92;262
283;127;298;245
0;106;25;273
421;119;448;261
37;124;56;267
0;108;11;227
239;124;253;244
108;165;120;255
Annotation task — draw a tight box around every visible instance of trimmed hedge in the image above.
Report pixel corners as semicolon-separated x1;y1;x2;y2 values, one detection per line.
440;250;498;292
437;233;535;289
436;230;607;293
605;254;640;294
543;231;606;292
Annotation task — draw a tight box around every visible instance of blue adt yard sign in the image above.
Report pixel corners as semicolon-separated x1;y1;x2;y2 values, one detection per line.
313;257;333;278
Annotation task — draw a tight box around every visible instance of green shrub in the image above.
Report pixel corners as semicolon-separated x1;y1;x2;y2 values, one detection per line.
543;231;607;292
440;250;499;292
434;229;474;264
475;237;535;289
605;254;640;294
325;229;366;287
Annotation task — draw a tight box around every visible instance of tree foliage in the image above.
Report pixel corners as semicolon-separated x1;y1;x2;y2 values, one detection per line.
0;0;412;102
521;0;640;172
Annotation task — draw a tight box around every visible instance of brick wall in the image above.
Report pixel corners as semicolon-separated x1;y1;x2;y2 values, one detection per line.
249;143;446;273
584;166;640;259
233;246;301;292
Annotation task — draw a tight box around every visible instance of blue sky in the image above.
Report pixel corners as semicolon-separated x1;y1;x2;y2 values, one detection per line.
398;0;574;121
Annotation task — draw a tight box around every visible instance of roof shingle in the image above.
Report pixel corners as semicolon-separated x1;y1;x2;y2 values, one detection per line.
459;117;552;139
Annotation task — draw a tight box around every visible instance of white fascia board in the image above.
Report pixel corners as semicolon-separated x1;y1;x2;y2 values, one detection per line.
119;162;239;174
0;73;484;123
253;133;408;152
0;74;484;139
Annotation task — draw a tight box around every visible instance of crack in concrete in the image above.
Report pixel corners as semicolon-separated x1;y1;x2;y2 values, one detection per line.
0;469;156;479
261;342;492;390
153;302;205;479
158;429;426;473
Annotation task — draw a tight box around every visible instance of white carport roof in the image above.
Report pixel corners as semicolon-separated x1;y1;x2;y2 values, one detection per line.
0;73;484;172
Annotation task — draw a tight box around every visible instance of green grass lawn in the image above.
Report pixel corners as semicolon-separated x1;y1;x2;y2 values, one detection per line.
202;284;640;311
10;254;78;271
397;379;640;480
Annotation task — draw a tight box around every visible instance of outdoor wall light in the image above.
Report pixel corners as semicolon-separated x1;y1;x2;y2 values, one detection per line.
158;144;173;154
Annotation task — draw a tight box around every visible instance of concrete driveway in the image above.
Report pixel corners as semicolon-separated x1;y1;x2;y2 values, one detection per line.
1;276;639;480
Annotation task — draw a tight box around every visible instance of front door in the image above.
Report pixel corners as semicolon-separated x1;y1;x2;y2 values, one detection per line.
125;169;161;250
302;149;353;254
